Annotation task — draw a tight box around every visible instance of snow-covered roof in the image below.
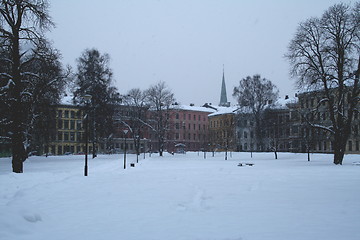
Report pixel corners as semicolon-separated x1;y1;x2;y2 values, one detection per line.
208;106;239;117
60;94;73;105
171;104;217;113
272;96;298;109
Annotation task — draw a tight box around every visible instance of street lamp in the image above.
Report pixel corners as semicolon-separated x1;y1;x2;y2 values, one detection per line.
143;138;146;159
83;94;92;176
123;129;129;169
135;135;139;163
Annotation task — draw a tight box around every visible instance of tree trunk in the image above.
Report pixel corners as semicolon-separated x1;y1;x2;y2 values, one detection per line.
12;131;26;173
11;29;26;173
333;131;349;165
333;140;346;165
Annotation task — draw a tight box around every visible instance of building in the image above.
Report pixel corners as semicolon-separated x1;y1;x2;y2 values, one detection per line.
148;104;215;153
235;95;301;153
47;103;92;155
208;107;238;151
298;90;360;153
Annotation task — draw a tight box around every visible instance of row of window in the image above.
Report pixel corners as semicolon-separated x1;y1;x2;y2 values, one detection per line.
175;113;207;122
57;131;87;142
173;133;207;141
58;109;82;119
46;145;92;155
174;123;207;131
210;119;233;128
57;120;83;130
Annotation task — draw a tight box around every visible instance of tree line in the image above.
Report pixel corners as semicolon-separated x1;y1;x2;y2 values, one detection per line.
0;1;359;173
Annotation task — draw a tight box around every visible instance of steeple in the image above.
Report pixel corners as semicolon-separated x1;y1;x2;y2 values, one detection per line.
219;65;230;107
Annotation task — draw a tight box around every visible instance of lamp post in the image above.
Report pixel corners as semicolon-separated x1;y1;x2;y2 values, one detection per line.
123;129;129;169
135;135;139;163
143;138;146;159
83;94;92;176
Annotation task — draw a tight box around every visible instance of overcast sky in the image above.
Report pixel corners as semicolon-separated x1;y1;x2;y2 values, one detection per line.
48;0;347;106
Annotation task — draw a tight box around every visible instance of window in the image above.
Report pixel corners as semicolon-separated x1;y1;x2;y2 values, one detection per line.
77;121;82;130
64;110;69;118
58;146;62;155
71;111;75;118
64;132;69;141
356;141;359;151
175;123;179;129
64;120;69;129
57;132;62;141
354;125;358;136
176;113;179;119
58;110;62;118
77;132;82;142
70;132;75;141
70;120;75;130
244;131;248;139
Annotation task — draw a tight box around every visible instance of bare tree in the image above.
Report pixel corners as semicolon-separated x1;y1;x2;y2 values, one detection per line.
122;88;149;162
286;3;360;165
0;0;58;173
146;81;175;156
233;74;279;150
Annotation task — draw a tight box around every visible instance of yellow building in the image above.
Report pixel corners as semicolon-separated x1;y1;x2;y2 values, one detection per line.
47;104;92;155
208;107;237;152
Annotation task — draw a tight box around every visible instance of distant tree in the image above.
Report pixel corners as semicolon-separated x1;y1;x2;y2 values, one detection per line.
122;88;149;162
233;74;279;150
286;3;360;165
73;48;120;157
146;81;175;156
0;0;65;173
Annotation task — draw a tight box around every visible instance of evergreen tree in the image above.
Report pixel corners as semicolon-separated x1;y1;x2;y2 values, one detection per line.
73;48;120;157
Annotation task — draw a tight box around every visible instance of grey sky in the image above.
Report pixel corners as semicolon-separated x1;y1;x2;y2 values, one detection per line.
48;0;346;106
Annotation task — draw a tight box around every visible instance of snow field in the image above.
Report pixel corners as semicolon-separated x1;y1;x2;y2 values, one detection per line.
0;152;359;240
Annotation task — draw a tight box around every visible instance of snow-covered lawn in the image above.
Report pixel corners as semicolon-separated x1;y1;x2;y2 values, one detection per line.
1;152;359;240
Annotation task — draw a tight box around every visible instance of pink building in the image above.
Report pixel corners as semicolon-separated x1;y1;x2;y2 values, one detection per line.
164;105;215;153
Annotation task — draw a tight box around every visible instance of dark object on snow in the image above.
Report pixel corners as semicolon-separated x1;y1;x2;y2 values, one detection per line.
130;163;135;167
238;163;254;167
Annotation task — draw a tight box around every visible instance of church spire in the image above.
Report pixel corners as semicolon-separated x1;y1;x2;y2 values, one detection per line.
219;65;230;107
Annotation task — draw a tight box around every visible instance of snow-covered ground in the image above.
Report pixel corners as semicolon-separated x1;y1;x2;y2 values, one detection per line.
1;152;359;240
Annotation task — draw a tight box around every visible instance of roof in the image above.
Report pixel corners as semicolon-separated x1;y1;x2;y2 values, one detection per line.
208;106;239;117
172;104;217;113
